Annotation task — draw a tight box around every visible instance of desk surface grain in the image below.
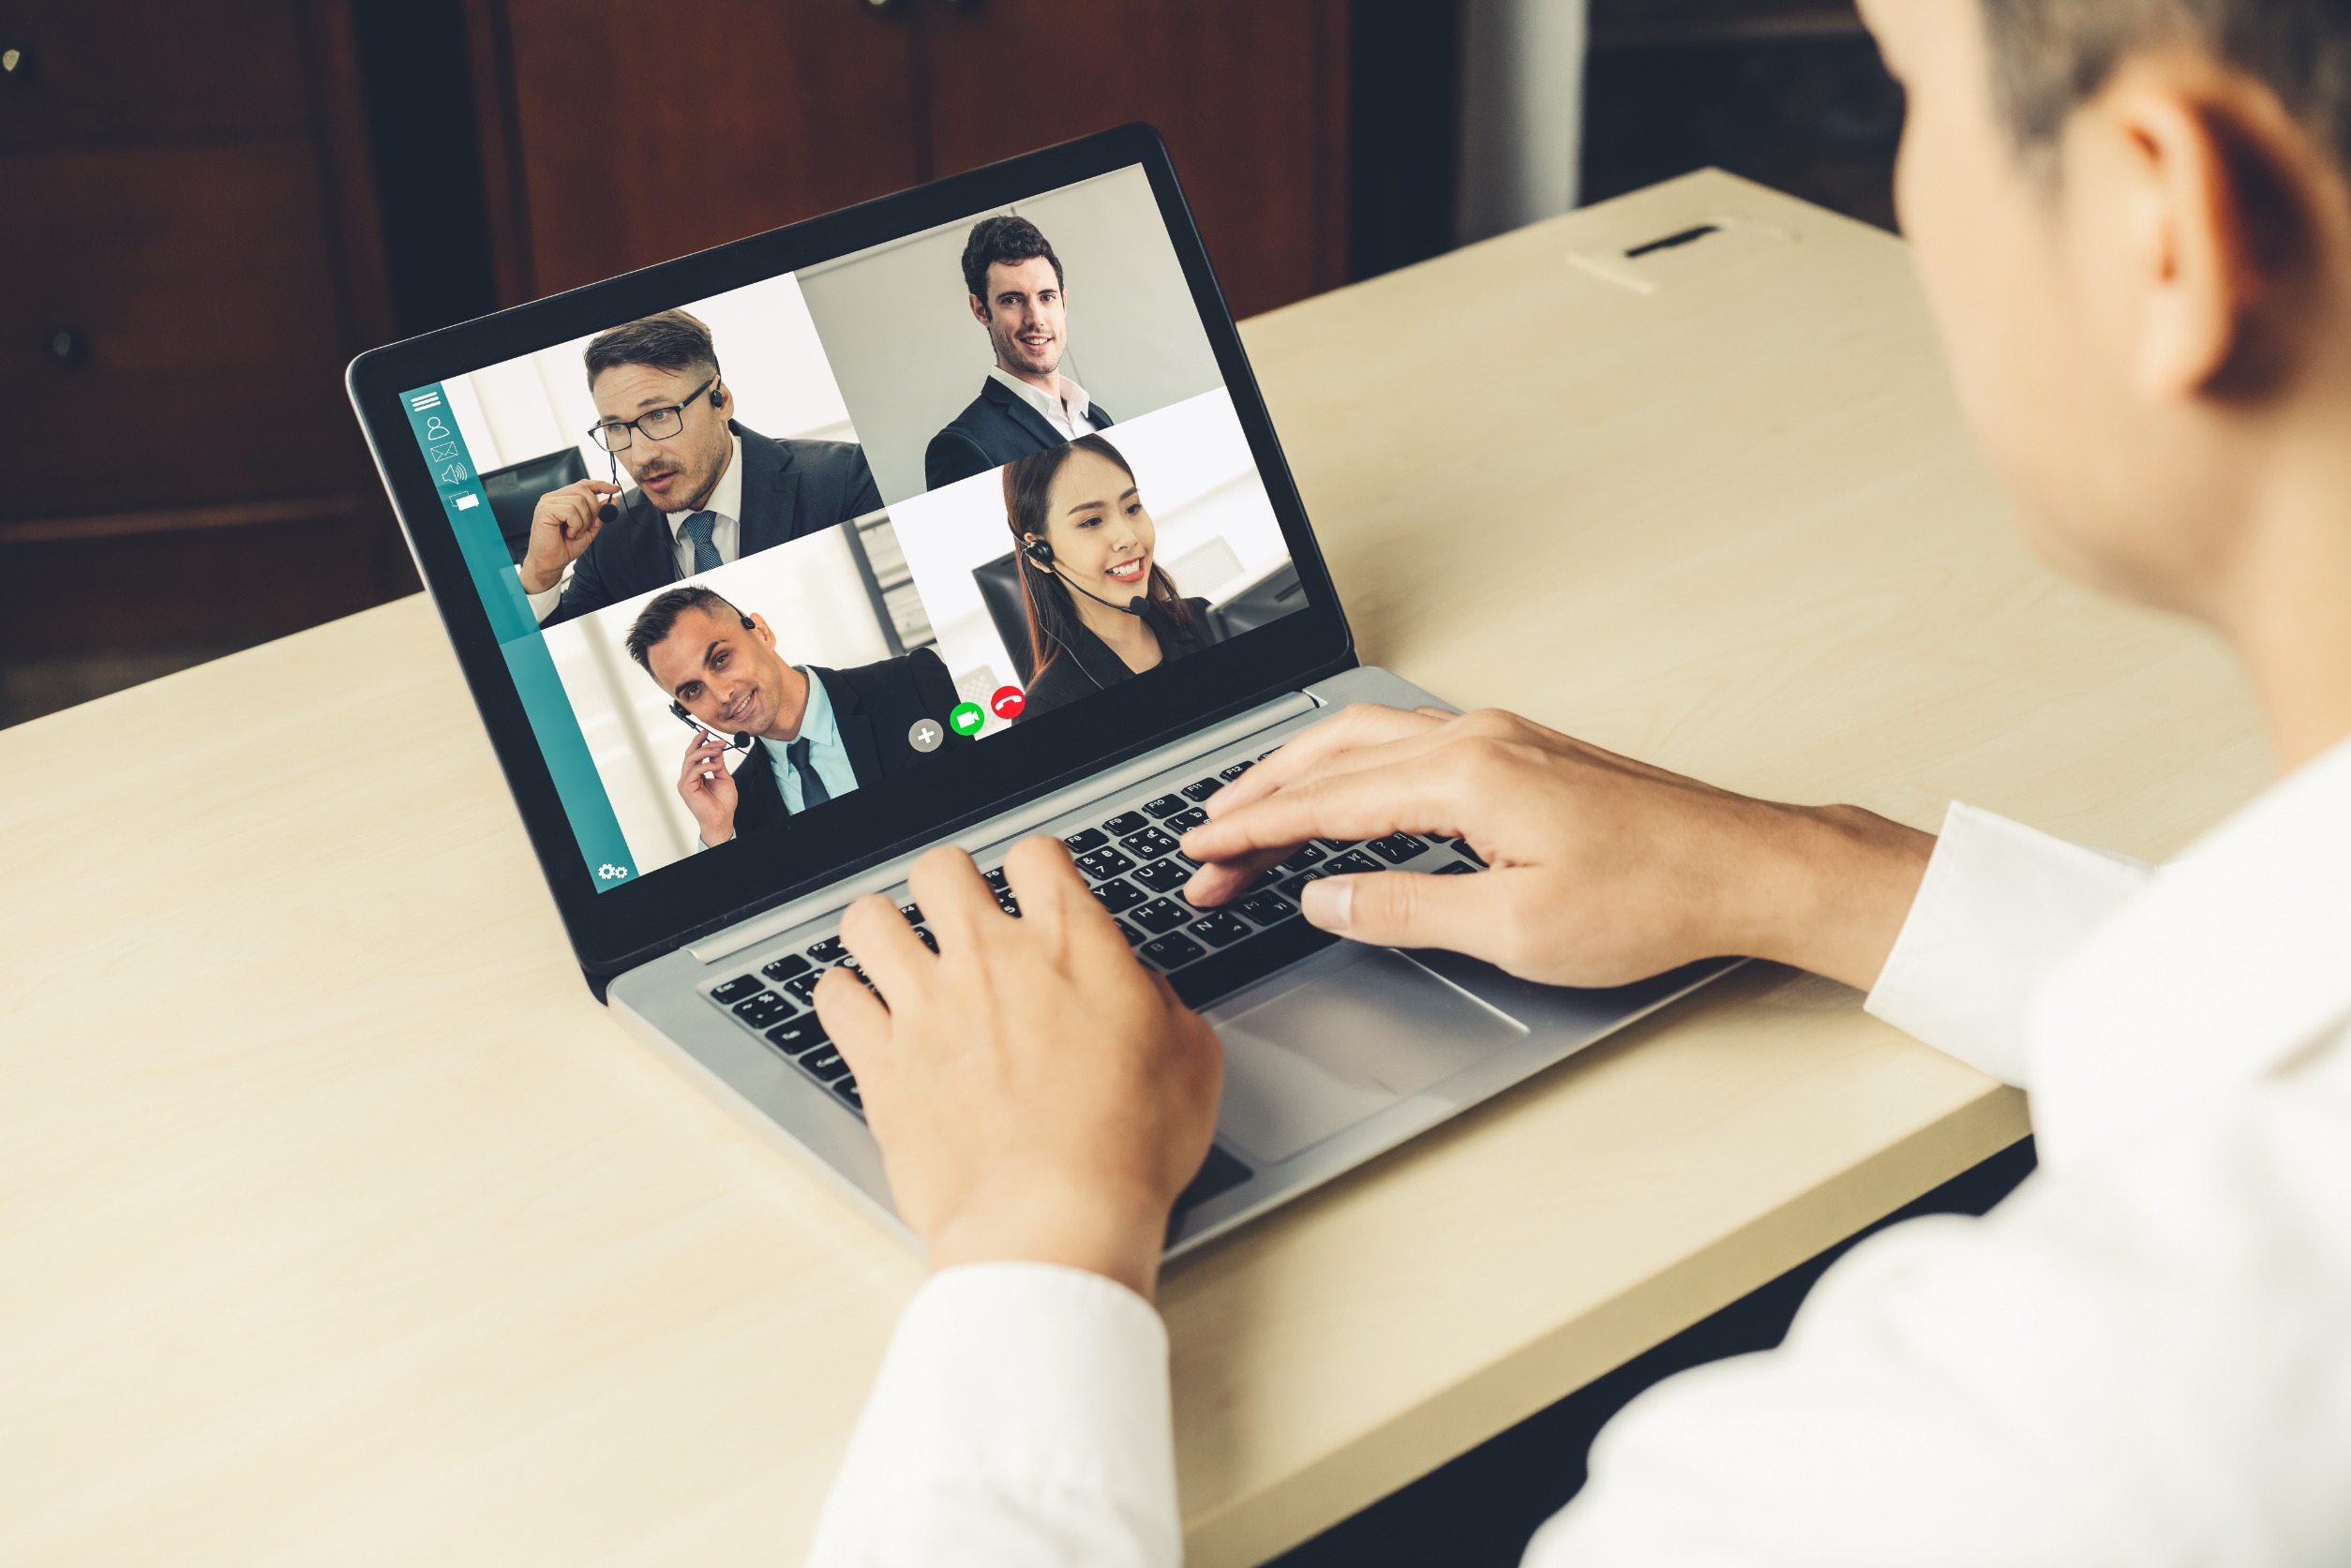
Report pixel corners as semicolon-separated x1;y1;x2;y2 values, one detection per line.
0;173;2268;1566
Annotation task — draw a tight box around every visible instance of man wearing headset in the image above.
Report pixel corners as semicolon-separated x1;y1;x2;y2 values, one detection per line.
624;585;967;848
522;309;885;628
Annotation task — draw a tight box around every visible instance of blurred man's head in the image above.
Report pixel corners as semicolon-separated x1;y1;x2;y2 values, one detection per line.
584;310;737;515
626;585;799;738
1864;0;2351;631
962;216;1071;381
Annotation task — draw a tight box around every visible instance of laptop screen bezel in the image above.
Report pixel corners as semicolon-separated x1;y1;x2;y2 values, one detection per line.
346;124;1356;986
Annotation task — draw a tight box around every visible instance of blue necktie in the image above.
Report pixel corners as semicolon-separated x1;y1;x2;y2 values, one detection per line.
679;511;721;575
784;738;831;810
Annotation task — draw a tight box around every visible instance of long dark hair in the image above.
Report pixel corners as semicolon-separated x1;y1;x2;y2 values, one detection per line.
1003;433;1190;679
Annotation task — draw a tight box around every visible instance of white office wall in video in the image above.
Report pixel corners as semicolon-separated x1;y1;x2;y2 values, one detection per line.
888;388;1293;731
542;526;895;874
798;164;1227;504
441;272;860;484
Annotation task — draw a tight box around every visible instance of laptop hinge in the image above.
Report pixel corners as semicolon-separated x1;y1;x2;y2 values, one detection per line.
684;689;1323;966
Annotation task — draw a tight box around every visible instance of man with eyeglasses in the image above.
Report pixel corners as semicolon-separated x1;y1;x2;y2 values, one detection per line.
520;309;885;628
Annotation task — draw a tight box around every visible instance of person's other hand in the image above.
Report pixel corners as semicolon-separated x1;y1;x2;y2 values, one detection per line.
1181;705;1934;993
675;728;739;848
517;479;621;594
816;839;1222;1301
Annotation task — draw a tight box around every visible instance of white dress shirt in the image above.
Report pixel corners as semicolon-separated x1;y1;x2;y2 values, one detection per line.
526;434;743;621
809;736;2351;1567
989;366;1097;443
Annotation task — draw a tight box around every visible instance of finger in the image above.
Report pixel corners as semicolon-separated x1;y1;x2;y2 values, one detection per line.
584;479;621;498
904;844;1000;950
1298;868;1511;957
815;965;895;1073
1209;705;1447;815
1000;834;1103;945
1187;759;1472;864
840;890;933;1005
1180;845;1292;907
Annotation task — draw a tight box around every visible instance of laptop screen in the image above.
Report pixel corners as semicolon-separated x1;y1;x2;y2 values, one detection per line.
390;163;1309;896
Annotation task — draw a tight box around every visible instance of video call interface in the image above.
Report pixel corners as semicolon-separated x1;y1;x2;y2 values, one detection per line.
399;165;1306;893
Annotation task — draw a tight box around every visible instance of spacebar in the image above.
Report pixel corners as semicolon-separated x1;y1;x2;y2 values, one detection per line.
1171;917;1340;1008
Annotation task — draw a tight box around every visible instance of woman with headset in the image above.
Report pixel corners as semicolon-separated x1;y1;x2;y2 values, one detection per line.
1004;433;1220;723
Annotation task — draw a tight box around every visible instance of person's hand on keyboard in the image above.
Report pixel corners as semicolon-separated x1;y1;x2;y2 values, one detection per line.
1178;703;1935;992
815;837;1222;1301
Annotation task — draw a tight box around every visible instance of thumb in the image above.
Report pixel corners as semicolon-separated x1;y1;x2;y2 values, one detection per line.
1298;869;1496;955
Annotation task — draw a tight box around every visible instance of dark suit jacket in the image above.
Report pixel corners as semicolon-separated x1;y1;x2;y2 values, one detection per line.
1016;597;1220;724
541;422;884;626
728;647;970;837
923;377;1115;490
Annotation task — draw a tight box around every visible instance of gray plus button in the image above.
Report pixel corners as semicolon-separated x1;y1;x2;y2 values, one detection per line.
906;718;943;754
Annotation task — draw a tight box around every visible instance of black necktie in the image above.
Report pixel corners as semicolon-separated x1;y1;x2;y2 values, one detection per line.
784;738;831;811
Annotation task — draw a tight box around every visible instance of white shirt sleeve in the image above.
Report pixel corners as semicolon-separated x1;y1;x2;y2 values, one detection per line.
1527;1031;2351;1568
807;1262;1182;1568
526;580;563;622
1864;801;2153;1085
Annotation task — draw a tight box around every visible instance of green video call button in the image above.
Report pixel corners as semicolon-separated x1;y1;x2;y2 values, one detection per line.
948;701;986;737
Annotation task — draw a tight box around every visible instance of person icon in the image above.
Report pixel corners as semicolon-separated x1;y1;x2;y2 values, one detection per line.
423;415;452;443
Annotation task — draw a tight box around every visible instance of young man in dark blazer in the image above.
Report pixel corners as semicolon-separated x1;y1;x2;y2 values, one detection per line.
625;585;969;848
923;217;1115;491
521;310;885;628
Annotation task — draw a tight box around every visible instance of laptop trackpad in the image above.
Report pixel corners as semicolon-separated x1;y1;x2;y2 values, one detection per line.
1208;946;1529;1165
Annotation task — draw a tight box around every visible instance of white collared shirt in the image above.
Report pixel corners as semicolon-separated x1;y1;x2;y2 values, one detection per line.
525;433;743;621
809;735;2351;1567
989;366;1096;443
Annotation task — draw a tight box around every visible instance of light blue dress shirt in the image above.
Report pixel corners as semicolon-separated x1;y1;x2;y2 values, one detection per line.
762;665;861;814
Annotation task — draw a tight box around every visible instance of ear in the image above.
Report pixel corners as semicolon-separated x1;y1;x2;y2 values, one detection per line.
968;292;992;326
746;611;777;647
2089;66;2286;399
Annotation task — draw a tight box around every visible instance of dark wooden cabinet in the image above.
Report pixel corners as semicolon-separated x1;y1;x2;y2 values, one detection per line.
469;0;1348;320
0;0;409;694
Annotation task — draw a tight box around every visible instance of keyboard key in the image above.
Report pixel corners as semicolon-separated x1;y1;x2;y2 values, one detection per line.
1367;832;1428;864
1076;847;1137;880
806;934;846;963
1181;777;1223;802
1318;838;1357;854
1455;843;1489;869
801;1045;852;1083
1433;860;1476;874
1103;810;1149;836
782;970;826;1002
1132;859;1192;893
899;903;923;924
1169;915;1340;1008
1276;873;1323;904
996;889;1022;918
1118;827;1179;860
1185;910;1252;948
1143;794;1186;818
1063;827;1109;853
732;991;795;1028
1280;843;1327;873
1140;933;1207;969
711;974;764;1006
1164;806;1209;833
766;1017;830;1055
1219;760;1254;781
914;925;939;951
1235;889;1298;925
1116;918;1146;946
832;1076;863;1111
1131;898;1190;934
984;868;1009;889
1090;878;1147;914
760;952;812;983
1325;849;1383;876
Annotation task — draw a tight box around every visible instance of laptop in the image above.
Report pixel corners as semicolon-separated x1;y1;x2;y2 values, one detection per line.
347;125;1732;1257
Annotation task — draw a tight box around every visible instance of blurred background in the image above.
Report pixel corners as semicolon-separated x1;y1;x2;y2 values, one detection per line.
0;0;1902;728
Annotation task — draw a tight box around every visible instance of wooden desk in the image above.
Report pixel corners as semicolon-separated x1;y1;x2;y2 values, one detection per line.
0;172;2268;1565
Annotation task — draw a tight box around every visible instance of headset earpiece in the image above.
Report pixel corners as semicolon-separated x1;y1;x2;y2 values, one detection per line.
1022;537;1055;570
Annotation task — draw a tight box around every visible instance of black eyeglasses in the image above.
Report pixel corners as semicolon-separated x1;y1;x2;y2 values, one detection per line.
587;375;717;452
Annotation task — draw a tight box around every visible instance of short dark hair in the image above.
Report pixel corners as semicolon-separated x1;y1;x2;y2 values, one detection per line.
1981;0;2351;176
961;215;1065;303
584;308;720;389
624;584;745;673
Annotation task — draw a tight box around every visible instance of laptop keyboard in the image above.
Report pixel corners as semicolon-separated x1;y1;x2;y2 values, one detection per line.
700;748;1488;1124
